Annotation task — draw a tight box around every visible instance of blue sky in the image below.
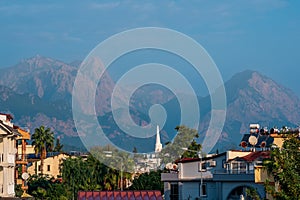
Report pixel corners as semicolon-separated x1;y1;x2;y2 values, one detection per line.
1;0;300;95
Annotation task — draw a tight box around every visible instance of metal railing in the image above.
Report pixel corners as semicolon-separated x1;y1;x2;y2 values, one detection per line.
16;154;28;161
213;169;254;174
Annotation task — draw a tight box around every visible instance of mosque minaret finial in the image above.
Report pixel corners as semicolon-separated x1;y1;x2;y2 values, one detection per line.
155;125;162;153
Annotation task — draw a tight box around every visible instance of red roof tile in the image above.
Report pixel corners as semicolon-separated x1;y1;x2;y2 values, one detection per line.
176;152;227;163
78;191;163;200
240;151;270;162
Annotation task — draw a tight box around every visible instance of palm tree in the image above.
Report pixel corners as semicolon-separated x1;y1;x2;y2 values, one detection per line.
32;126;54;175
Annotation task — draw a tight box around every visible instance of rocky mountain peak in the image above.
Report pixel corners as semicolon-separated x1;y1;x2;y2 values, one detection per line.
1;58;300;152
0;56;77;101
214;70;300;151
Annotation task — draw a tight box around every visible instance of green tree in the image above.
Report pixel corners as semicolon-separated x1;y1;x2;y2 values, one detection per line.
15;184;23;197
27;174;69;199
264;133;300;199
60;154;123;196
160;125;200;163
60;156;85;199
181;139;202;158
53;138;64;152
245;187;260;200
129;170;163;192
32;126;54;175
89;145;135;190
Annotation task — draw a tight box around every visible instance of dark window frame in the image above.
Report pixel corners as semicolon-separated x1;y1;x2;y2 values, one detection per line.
170;183;179;200
199;183;207;197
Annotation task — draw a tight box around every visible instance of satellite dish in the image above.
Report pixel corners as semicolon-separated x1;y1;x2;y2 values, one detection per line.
248;136;258;146
21;172;29;180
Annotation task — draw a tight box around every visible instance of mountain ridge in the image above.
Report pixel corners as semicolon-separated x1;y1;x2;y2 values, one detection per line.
0;55;299;152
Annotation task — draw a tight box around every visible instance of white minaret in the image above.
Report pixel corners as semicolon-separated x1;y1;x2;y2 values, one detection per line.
155;125;162;153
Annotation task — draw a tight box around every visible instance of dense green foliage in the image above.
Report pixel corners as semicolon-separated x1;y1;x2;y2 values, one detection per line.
245;187;260;200
25;154;127;199
25;125;201;199
53;138;64;152
160;125;200;163
129;170;163;192
181;139;202;158
61;156;111;194
264;133;300;199
27;175;69;200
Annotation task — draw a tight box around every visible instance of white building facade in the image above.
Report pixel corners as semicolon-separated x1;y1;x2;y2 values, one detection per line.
0;113;18;197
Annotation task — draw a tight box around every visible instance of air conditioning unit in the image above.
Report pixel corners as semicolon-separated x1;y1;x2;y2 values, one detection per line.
209;160;216;167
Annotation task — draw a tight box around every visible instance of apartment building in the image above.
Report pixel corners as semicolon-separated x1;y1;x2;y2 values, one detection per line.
0;113;18;197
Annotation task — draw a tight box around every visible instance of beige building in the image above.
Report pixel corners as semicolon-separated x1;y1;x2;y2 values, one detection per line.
0;113;18;197
27;152;69;178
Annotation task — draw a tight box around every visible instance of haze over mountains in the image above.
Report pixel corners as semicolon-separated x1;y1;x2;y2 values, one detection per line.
0;55;299;152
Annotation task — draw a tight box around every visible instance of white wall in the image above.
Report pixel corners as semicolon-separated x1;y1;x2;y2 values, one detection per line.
179;161;213;180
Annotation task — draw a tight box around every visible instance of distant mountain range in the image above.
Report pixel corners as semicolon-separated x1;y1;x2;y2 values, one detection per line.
1;55;299;153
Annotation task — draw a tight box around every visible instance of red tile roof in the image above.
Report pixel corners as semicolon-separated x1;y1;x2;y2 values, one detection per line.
78;190;163;200
175;152;227;163
240;151;270;162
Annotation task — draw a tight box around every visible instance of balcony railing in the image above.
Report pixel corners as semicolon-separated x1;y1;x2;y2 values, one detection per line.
213;169;254;182
16;154;28;161
213;169;254;174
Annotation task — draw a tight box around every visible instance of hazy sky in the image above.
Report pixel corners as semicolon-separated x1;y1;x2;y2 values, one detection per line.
1;0;300;95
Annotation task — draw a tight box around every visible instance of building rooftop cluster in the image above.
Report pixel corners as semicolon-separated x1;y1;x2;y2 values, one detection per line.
161;123;295;200
0;111;297;200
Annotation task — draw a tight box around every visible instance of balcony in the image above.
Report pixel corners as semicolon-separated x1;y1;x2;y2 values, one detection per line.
16;154;28;164
0;153;15;166
7;154;15;164
212;169;254;181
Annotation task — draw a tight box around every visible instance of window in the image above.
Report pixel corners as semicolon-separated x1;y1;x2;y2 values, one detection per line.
200;183;207;197
47;165;51;171
199;162;207;172
249;163;254;171
232;163;238;174
231;162;247;174
240;162;246;173
38;165;41;172
170;183;179;200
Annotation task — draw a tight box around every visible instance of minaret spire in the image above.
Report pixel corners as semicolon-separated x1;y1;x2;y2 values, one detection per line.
155;125;162;153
